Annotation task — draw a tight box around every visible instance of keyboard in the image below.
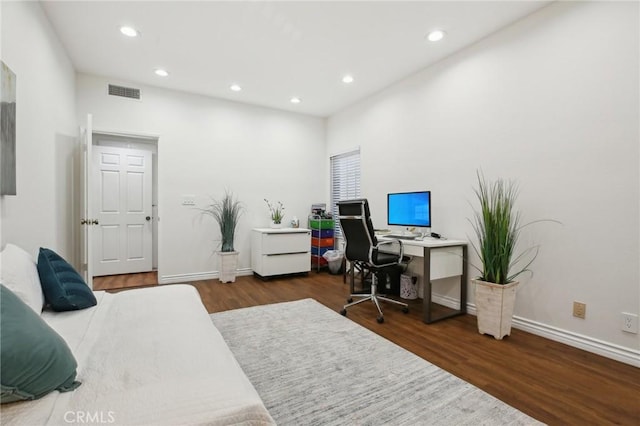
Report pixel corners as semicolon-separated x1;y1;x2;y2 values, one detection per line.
385;234;417;240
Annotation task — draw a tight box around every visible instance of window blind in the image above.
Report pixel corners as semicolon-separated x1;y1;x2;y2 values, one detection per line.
330;149;361;238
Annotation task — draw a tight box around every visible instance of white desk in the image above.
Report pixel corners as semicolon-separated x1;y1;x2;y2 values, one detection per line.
377;236;468;323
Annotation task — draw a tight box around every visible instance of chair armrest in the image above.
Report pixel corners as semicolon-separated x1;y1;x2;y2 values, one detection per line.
369;239;404;267
376;239;404;255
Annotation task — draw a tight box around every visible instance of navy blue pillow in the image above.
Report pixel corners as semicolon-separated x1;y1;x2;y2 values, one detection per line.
37;248;97;311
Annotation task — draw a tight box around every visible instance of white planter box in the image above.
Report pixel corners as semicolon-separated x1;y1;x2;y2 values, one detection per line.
473;279;519;340
218;251;239;283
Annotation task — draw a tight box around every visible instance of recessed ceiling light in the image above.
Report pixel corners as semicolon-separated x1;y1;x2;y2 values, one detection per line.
154;69;169;77
427;30;446;42
230;84;242;92
342;75;354;84
120;26;139;37
290;97;301;104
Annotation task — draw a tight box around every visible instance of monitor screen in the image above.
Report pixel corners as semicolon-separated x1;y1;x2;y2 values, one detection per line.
387;191;431;228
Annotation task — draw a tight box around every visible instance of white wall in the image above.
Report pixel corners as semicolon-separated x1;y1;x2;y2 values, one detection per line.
0;1;77;260
1;1;3;248
327;1;639;355
76;74;326;282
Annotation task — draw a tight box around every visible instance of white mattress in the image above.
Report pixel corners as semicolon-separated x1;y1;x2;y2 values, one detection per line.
2;285;275;426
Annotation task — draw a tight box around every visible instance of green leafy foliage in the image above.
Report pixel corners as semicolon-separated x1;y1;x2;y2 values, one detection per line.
470;172;538;284
202;191;243;252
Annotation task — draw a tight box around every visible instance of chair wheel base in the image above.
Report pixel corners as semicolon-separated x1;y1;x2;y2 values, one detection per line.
340;309;347;316
376;316;384;324
402;307;409;314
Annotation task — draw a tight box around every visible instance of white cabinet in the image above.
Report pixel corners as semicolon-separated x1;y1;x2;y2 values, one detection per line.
251;228;311;278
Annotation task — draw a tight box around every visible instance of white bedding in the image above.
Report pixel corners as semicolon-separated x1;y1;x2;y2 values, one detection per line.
2;285;275;426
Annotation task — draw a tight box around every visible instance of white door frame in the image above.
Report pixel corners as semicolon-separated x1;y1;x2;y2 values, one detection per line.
86;127;160;280
80;115;94;289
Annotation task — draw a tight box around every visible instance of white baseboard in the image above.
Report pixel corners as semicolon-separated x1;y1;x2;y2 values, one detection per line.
431;294;464;311
431;294;640;367
510;315;640;367
159;268;253;284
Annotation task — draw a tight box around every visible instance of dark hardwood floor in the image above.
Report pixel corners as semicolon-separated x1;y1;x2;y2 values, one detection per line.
93;271;158;291
105;272;640;425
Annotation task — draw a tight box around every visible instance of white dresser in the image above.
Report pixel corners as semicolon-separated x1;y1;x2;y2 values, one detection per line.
251;228;311;278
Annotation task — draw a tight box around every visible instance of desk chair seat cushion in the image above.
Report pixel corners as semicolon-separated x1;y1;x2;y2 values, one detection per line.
372;250;400;265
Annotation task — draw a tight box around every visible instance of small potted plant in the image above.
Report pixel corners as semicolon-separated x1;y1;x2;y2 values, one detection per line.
202;190;244;283
264;199;285;228
469;172;543;339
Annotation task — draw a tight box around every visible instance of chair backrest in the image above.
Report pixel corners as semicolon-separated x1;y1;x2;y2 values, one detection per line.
337;199;377;262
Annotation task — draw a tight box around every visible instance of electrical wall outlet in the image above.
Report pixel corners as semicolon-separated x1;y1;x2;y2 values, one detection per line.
573;302;586;319
621;313;638;334
181;195;196;206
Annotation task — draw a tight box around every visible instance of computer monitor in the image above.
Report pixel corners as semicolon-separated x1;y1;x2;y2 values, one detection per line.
387;191;431;228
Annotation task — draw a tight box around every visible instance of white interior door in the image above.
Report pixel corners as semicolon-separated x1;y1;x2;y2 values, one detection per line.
81;114;94;288
92;146;153;276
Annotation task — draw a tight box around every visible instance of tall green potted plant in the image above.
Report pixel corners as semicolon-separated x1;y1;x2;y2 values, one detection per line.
470;172;539;340
202;190;244;283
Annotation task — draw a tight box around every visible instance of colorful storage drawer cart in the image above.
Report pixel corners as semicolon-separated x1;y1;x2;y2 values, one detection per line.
309;217;334;271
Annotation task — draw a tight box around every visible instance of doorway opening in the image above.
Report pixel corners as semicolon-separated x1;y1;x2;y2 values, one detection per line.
91;132;159;290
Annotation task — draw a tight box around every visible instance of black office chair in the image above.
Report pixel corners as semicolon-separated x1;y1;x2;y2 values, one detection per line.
337;199;408;323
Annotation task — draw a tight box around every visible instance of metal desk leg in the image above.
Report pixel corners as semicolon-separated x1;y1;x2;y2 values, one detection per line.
349;261;355;294
422;247;432;323
460;245;468;314
422;244;468;324
342;259;346;283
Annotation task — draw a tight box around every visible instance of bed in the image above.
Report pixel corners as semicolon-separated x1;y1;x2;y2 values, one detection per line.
2;284;275;426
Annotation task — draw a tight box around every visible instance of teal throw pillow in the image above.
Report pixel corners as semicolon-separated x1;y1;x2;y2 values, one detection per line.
37;248;97;312
1;285;81;403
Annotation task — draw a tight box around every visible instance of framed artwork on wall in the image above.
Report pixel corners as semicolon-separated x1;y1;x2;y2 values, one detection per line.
1;60;17;196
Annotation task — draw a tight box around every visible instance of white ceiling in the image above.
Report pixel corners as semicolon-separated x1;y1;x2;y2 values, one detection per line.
41;1;551;117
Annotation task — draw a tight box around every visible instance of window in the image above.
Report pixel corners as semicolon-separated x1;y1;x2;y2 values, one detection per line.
330;149;361;237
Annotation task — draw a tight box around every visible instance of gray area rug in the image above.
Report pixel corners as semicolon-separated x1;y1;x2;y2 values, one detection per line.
211;299;542;426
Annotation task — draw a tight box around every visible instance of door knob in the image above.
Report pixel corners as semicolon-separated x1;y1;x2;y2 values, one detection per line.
146;216;151;221
92;219;99;225
80;219;87;225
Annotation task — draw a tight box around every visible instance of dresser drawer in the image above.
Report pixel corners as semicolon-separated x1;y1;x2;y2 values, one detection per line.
261;252;310;276
261;231;310;255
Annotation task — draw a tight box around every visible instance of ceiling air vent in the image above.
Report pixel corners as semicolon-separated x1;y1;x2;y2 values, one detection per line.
108;84;141;100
